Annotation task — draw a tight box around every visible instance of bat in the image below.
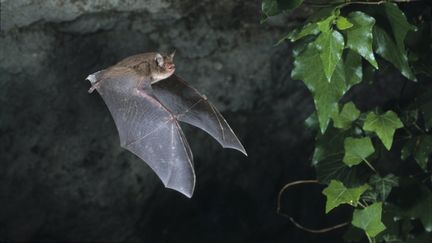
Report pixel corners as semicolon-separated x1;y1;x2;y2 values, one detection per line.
85;51;247;198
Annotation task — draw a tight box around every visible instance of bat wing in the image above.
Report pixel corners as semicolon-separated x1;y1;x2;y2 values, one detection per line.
152;74;247;155
86;67;195;197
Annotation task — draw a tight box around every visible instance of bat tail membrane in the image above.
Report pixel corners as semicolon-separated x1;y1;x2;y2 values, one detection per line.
152;75;248;156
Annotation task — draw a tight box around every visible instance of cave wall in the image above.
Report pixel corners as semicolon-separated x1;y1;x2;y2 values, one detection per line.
0;1;342;242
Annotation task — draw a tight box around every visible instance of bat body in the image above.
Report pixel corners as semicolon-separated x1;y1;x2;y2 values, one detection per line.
86;52;246;198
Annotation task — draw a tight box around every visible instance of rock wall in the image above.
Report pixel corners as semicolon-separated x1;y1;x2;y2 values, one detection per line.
0;1;341;242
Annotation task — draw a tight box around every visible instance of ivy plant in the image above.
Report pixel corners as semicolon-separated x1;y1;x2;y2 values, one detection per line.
263;0;432;242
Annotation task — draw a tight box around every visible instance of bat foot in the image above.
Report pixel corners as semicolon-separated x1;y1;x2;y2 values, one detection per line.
88;86;96;93
88;82;101;93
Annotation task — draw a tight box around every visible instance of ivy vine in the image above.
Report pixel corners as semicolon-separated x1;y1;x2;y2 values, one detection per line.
263;0;432;242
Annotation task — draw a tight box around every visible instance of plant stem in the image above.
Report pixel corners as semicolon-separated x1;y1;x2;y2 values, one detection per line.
363;158;378;174
277;180;351;233
366;233;372;243
358;201;367;208
366;233;376;243
303;0;424;8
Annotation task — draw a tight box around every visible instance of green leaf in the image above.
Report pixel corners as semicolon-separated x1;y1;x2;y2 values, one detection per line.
352;202;386;237
344;50;363;86
422;102;432;132
346;11;378;69
369;174;399;201
322;180;369;213
316;13;338;32
315;30;345;82
332;102;360;129
292;43;346;133
292;45;361;133
363;111;404;150
414;136;432;170
373;26;416;81
400;186;432;232
314;129;371;187
312;126;348;165
414;192;432;232
305;112;319;130
262;0;304;17
262;0;279;17
361;190;378;203
286;23;320;42
316;156;371;187
377;205;413;243
343;137;375;167
383;3;416;52
402;135;432;170
336;16;353;30
413;88;432;131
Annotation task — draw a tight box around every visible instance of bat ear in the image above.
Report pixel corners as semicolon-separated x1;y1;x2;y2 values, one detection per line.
170;49;176;59
155;53;164;67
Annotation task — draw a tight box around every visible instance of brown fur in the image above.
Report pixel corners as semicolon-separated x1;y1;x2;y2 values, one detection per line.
116;52;175;83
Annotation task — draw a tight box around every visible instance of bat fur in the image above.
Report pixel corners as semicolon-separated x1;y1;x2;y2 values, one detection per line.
86;51;246;197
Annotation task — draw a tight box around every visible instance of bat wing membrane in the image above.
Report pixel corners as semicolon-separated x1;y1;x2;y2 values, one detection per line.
152;75;247;155
87;68;195;197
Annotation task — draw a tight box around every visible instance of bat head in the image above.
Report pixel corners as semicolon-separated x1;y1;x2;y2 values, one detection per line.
153;51;176;82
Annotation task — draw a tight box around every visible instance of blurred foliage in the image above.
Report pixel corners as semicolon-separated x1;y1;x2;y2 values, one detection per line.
262;0;432;242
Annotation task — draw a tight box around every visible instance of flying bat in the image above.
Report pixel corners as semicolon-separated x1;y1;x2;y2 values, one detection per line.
86;51;247;198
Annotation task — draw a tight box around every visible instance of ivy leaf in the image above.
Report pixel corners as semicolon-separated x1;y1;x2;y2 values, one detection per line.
363;111;404;150
262;0;280;17
346;11;378;69
369;174;399;201
314;129;371;187
415;136;432;170
285;23;320;43
417;90;432;131
361;190;378;203
332;102;360;129
343;137;375;167
316;156;371;187
373;26;416;81
411;192;432;232
292;45;362;133
316;13;338;32
384;3;416;53
315;30;345;82
352;202;386;237
421;102;432;132
262;0;304;17
322;180;369;213
398;186;432;232
344;49;363;86
312;126;348;165
292;43;345;133
336;16;353;30
313;127;371;187
402;135;432;171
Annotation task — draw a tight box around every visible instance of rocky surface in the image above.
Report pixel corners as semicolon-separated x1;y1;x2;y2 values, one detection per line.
0;0;343;242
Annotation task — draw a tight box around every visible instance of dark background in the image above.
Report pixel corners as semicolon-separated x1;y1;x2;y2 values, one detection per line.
0;0;358;242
